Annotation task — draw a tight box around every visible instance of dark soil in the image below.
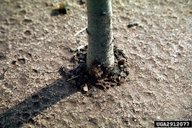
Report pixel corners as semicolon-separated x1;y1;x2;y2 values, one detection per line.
59;46;129;91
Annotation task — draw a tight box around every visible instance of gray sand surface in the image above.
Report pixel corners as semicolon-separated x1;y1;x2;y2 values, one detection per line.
0;0;192;127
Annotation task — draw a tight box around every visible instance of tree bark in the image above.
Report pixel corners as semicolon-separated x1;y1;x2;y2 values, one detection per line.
86;0;114;69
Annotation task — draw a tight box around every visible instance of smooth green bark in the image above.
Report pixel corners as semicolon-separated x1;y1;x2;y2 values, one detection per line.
86;0;114;69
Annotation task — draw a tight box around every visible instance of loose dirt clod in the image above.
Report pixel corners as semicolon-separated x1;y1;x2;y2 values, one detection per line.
51;2;69;16
0;52;6;60
0;68;8;80
59;45;129;92
127;23;139;28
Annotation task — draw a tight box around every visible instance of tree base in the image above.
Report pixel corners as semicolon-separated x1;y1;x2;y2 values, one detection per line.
59;45;129;92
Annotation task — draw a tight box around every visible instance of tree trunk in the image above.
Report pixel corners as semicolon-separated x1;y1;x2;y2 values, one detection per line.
86;0;114;69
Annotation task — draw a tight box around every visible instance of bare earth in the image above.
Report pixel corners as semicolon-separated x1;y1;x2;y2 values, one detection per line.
0;0;192;127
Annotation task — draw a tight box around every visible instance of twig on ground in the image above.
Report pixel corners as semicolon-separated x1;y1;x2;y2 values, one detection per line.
74;27;87;36
66;75;79;82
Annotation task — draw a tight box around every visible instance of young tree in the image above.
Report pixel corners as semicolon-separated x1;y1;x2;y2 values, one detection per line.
86;0;114;70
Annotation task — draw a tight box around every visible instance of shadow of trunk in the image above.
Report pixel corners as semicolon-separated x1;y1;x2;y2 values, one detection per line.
0;77;79;128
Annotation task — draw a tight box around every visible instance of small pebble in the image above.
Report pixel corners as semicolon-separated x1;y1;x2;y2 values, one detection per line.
82;84;88;92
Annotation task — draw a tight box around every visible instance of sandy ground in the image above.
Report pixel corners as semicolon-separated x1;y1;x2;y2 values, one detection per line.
0;0;192;127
